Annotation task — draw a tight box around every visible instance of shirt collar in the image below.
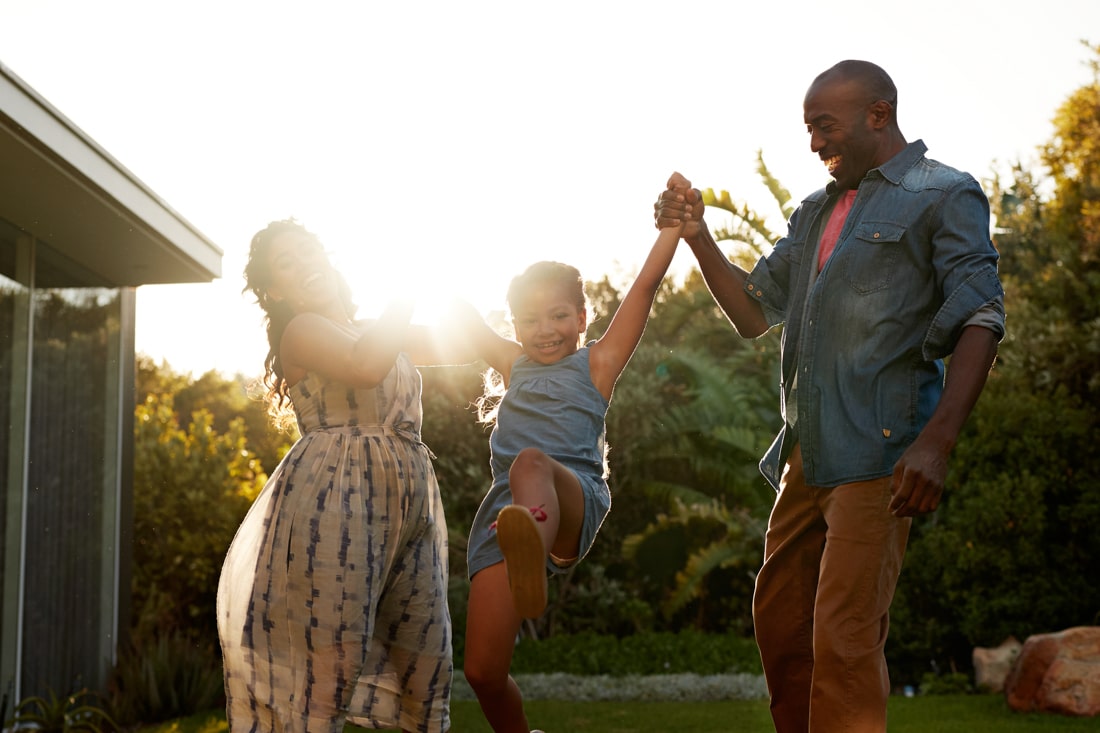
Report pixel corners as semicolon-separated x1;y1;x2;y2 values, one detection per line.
825;139;928;195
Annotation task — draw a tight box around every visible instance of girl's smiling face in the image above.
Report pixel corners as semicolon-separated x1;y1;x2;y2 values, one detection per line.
510;283;587;365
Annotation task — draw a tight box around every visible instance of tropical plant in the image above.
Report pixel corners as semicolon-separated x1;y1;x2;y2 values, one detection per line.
108;633;224;726
622;498;764;632
598;157;786;634
701;148;790;265
6;689;117;733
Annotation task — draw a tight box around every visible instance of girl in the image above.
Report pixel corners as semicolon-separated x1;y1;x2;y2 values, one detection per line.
459;173;691;733
217;219;471;733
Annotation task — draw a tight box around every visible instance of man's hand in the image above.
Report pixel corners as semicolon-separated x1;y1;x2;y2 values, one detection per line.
654;172;704;240
888;433;951;517
889;326;998;518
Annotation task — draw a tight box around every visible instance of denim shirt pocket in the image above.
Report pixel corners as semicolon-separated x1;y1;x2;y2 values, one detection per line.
842;221;907;294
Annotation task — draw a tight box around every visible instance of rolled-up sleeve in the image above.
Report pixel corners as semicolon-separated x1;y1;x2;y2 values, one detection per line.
744;202;813;331
922;180;1006;360
745;254;790;330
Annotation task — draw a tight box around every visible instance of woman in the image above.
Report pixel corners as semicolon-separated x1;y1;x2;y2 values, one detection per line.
217;219;463;733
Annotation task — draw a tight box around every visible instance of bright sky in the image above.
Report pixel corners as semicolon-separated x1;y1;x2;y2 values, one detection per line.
3;0;1098;377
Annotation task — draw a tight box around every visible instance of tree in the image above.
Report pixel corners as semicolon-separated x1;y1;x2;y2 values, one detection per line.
131;390;265;645
888;42;1100;683
136;355;292;474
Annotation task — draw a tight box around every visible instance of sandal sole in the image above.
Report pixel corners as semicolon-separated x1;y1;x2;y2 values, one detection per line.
496;505;549;618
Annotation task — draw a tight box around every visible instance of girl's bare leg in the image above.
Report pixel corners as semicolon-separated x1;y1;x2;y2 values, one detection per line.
464;563;529;733
507;447;584;561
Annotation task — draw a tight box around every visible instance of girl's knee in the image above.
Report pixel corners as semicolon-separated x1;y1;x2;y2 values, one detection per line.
463;655;509;695
511;447;550;475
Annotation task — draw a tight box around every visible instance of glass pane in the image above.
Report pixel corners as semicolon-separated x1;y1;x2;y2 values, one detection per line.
20;238;121;694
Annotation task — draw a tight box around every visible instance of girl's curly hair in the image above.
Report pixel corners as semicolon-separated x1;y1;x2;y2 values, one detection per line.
477;261;589;424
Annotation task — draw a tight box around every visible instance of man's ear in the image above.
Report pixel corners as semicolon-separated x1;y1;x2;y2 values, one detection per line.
868;99;894;130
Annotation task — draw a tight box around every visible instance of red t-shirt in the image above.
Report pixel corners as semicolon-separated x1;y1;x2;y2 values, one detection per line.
818;189;858;272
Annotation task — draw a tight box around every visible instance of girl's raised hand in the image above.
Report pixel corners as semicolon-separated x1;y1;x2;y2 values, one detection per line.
667;171;691;192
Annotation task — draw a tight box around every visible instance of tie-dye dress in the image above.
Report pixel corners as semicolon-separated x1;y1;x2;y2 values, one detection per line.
217;353;452;733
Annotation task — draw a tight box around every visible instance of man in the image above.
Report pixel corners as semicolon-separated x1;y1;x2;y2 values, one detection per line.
656;60;1004;732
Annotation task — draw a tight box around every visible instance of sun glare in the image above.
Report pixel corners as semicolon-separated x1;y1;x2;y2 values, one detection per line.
329;235;508;328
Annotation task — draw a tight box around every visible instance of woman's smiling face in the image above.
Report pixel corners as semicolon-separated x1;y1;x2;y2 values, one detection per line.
263;230;341;313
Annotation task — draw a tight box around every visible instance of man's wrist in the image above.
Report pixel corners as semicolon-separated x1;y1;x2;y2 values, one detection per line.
684;222;713;249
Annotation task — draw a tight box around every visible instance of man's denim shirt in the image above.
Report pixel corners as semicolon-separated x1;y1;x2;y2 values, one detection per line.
745;140;1005;491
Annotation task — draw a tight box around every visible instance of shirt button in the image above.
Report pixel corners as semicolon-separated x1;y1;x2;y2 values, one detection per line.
873;232;881;239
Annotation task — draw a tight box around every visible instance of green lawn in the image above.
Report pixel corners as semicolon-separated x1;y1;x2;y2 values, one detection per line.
448;697;1099;732
153;696;1099;733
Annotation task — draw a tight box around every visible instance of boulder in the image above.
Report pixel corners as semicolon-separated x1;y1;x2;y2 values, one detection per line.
973;636;1022;693
1004;626;1100;717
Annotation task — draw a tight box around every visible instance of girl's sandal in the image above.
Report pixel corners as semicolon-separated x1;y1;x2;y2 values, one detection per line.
495;504;549;618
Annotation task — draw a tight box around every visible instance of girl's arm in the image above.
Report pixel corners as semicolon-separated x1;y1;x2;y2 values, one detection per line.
280;299;415;388
401;315;486;368
409;299;523;383
589;173;690;398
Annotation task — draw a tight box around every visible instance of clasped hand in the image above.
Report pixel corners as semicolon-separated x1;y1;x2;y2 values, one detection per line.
654;172;704;239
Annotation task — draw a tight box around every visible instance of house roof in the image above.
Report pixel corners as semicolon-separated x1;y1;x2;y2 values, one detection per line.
0;62;221;286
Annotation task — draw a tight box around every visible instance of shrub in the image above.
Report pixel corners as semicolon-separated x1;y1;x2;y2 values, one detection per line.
107;633;224;726
919;672;973;696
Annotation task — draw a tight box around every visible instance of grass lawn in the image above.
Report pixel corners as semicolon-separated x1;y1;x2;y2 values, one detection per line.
151;696;1099;732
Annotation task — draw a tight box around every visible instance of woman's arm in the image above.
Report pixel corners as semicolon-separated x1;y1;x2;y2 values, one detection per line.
280;299;414;388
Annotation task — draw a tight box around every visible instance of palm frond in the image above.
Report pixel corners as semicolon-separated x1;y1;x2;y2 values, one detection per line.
755;149;795;221
663;540;746;616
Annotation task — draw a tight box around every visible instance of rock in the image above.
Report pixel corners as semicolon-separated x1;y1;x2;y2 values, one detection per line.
973;636;1022;693
1004;626;1100;717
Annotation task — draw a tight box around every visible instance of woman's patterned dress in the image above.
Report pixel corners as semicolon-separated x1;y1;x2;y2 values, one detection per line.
217;354;451;733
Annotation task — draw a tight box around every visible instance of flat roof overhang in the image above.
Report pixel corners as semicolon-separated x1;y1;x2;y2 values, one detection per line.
0;62;221;286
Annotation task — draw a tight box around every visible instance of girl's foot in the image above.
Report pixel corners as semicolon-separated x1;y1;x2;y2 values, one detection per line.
495;504;549;618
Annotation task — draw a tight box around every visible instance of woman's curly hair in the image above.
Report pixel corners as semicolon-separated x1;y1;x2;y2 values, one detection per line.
243;218;356;429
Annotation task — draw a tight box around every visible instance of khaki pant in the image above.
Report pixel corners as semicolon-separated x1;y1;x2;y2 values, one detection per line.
753;444;911;733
